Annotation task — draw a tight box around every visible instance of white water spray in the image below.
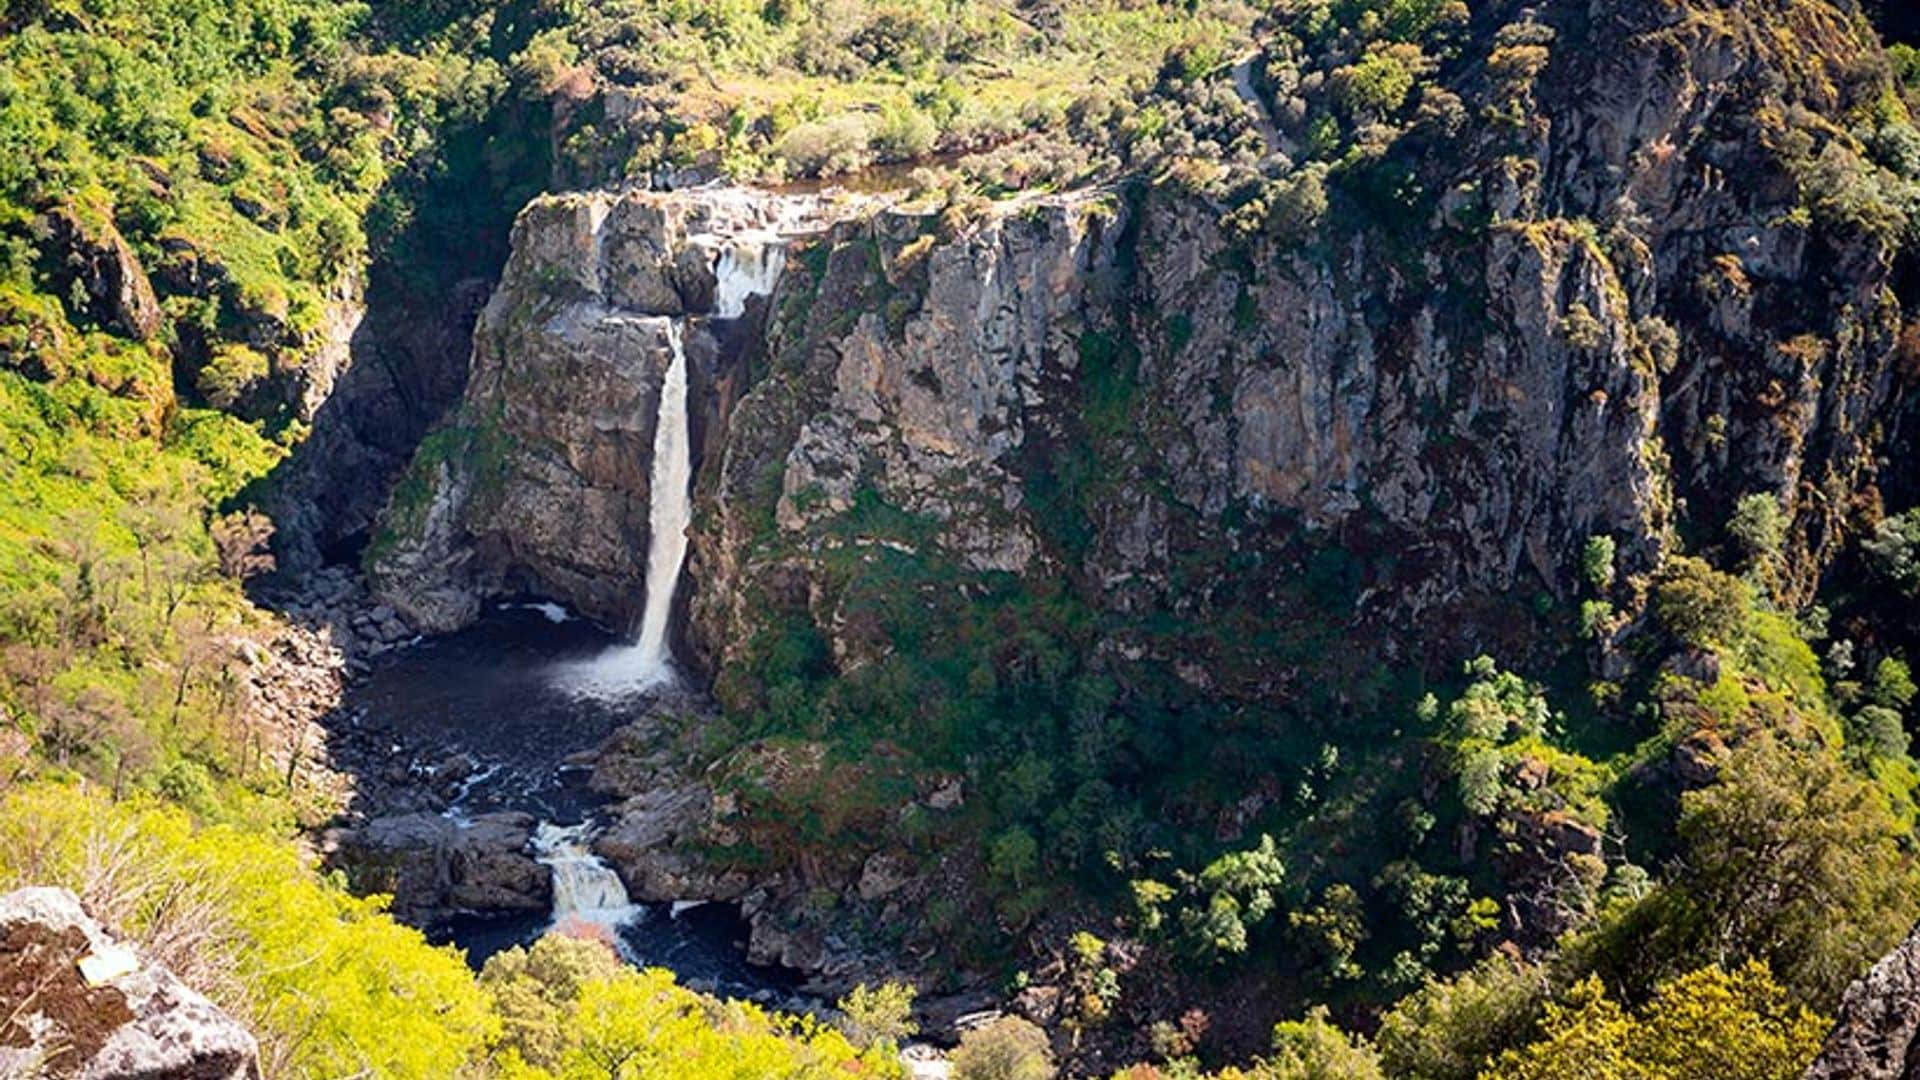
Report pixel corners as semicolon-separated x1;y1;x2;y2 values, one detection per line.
553;226;786;700
710;234;785;319
534;821;642;948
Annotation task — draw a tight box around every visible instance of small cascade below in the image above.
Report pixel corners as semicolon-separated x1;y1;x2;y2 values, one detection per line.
534;820;643;950
552;221;789;700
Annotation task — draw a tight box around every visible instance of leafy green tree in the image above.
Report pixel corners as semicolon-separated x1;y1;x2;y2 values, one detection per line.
1654;557;1752;650
837;981;919;1052
1479;964;1824;1080
1863;509;1920;595
1375;956;1551;1080
1728;494;1787;568
1178;834;1286;961
1665;736;1918;1002
1581;535;1616;591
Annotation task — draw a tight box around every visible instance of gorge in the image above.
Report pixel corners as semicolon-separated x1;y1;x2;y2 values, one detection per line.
6;0;1920;1076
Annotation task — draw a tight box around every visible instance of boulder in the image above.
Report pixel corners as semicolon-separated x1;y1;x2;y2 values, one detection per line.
0;887;259;1079
1804;921;1920;1080
328;811;549;923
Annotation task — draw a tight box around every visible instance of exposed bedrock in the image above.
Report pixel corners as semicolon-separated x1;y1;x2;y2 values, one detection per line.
371;0;1910;679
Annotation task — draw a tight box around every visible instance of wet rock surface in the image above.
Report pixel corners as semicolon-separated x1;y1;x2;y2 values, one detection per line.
0;887;259;1080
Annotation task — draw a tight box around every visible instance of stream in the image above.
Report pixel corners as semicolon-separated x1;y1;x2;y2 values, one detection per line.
331;215;802;1002
341;605;797;1003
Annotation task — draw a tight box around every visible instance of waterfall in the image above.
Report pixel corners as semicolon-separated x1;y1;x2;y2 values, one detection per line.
711;234;785;319
552;225;786;699
534;821;641;948
631;319;692;675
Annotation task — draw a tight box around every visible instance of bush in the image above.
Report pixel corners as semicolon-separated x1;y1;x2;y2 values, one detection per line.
774;114;874;176
1267;1006;1385;1079
1581;534;1616;592
1727;493;1786;567
952;1016;1055;1080
837;981;919;1051
1331;51;1415;117
873;101;939;162
1653;557;1751;651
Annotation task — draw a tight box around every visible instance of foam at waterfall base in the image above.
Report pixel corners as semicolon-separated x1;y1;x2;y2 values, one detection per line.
545;644;678;701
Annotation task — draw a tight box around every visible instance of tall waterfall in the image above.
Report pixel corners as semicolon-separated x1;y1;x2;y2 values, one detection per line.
553;228;785;699
630;319;691;676
534;820;641;948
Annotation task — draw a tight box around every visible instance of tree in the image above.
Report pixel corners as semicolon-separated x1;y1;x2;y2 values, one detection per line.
1862;510;1920;596
1267;1006;1385;1080
1479;963;1824;1080
837;982;918;1052
1178;834;1286;961
1376;956;1550;1080
1668;735;1918;1002
952;1016;1055;1080
1582;535;1616;592
1727;494;1787;569
1654;557;1751;651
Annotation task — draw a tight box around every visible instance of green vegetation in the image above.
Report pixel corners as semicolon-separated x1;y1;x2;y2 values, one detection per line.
0;782;904;1078
3;0;1920;1078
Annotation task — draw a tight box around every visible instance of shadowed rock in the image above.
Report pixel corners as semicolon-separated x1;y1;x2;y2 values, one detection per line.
1805;922;1920;1080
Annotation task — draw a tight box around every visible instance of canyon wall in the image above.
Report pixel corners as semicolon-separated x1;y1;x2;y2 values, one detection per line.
371;0;1912;696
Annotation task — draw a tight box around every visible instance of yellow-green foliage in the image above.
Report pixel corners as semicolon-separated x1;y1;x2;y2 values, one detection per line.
1478;963;1826;1080
0;782;497;1078
0;361;290;822
0;782;907;1080
489;959;904;1080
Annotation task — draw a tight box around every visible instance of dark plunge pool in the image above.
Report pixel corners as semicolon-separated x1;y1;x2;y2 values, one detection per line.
337;604;796;1002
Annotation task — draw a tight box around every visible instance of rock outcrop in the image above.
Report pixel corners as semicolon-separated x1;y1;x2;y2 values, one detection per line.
0;887;259;1080
324;811;549;925
45;206;163;342
1805;920;1920;1080
369;187;883;633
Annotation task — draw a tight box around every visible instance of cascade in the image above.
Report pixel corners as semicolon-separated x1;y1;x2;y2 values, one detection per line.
534;820;642;948
553;223;786;699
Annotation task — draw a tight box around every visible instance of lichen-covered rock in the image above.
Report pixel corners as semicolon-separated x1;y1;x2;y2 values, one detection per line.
0;887;259;1080
1804;920;1920;1080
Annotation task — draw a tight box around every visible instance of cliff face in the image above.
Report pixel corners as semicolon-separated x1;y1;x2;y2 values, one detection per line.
371;0;1911;692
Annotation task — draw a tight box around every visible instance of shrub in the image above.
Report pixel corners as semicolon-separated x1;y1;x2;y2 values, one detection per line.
838;981;919;1051
1267;1006;1384;1079
1727;493;1787;567
952;1016;1055;1080
873;101;939;162
1653;556;1751;651
1331;51;1415;117
1581;534;1616;591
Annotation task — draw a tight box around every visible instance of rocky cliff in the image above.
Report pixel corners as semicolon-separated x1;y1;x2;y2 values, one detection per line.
374;0;1911;685
356;0;1918;1012
1806;919;1920;1080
